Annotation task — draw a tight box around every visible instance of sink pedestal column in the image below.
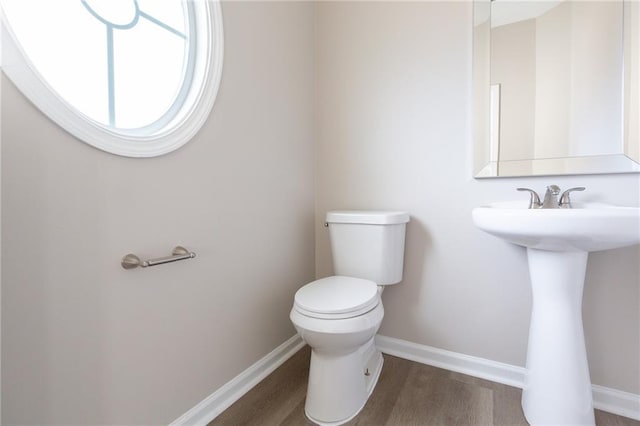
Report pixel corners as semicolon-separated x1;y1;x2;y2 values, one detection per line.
522;248;595;426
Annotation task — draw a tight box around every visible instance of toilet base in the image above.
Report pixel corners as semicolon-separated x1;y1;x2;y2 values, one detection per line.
305;337;383;426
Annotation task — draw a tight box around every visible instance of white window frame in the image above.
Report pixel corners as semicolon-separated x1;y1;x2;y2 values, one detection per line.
0;0;223;158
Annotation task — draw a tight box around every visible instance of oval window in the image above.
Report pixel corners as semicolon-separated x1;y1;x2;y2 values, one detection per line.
0;0;223;157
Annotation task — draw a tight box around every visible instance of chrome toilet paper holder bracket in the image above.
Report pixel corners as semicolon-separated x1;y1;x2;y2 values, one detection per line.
121;246;196;269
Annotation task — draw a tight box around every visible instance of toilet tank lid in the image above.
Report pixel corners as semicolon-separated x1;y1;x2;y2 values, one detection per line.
326;211;410;225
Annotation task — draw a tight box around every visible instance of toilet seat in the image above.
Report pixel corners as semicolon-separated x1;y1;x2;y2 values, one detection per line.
294;276;379;320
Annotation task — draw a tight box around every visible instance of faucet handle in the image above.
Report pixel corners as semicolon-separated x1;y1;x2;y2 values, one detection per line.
559;187;585;208
517;188;542;209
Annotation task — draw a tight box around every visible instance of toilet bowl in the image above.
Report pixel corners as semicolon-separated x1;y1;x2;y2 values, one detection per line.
290;276;385;425
290;211;409;425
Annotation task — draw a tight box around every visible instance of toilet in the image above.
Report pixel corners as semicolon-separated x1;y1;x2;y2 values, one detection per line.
290;211;410;425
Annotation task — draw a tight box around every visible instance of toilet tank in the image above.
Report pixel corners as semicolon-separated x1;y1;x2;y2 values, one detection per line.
326;211;410;285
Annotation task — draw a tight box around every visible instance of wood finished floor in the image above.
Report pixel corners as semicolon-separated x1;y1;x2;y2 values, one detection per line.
210;346;639;426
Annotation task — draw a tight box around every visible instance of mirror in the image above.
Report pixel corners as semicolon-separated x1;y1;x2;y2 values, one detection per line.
473;0;640;177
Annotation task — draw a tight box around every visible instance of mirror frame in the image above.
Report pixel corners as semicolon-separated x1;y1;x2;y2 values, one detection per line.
472;0;640;178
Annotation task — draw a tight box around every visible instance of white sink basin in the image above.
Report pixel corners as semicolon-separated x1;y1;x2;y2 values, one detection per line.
472;200;640;426
472;201;640;252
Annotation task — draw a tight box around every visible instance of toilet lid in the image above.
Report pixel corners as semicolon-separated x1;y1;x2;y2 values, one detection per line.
294;276;379;319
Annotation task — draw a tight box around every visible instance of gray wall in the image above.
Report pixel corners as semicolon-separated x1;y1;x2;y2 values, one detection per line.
315;0;640;395
1;2;315;424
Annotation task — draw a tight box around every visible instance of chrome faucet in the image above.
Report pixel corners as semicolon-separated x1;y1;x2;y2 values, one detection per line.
542;185;561;209
517;186;585;209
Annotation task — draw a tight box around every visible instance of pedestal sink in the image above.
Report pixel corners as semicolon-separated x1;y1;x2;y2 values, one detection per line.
472;201;640;425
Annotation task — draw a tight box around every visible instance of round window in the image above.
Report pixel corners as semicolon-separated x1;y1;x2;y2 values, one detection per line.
1;0;223;157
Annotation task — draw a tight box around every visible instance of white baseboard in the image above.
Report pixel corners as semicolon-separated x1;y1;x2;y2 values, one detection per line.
375;335;526;388
592;385;640;421
171;335;305;425
171;333;638;424
375;334;640;421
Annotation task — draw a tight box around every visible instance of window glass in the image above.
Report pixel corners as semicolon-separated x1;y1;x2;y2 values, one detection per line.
0;0;223;157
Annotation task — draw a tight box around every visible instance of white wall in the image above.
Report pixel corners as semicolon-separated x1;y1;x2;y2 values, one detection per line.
1;2;315;424
534;1;623;158
491;18;536;161
568;1;623;157
534;0;572;158
625;0;640;163
492;2;624;161
316;0;640;395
